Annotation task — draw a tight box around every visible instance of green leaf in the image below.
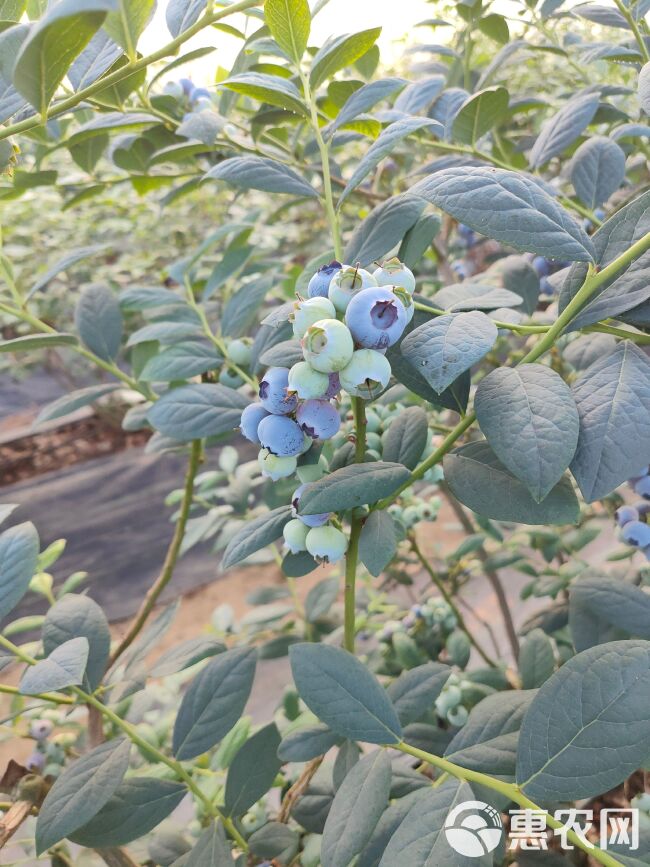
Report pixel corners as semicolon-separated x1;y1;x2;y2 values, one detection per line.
387;662;451;726
277;724;342;762
326;77;406;139
104;0;154;57
640;61;650;114
0;333;78;353
305;575;339;622
0;0;26;20
478;13;509;43
569;136;626;209
149;637;225;678
249;821;299;863
529;91;600;168
289;643;402;744
0;522;39;621
36;738;131;853
74;283;123;362
172;647;257;759
224;723;282;815
298;462;411;514
452;86;509;146
411;166;595;262
221;72;309;116
475;365;579;502
184;821;235;866
69;778;186;848
402;311;497;394
35;384;120;426
343;194;425;266
516;640;650;800
378;779;491;866
444;440;580;525
358;511;397;577
264;0;310;62
445;690;535;776
569;576;650;652
43;594;110;691
340;118;442;205
398;214;441;268
127;320;201;346
147;383;250;441
140;341;221;382
27;244;107;300
322;751;391;867
20;636;88;694
519;629;555;689
66;111;160;146
204;156;317;198
381;407;428;471
570;342;650;501
13;0;114;116
357;790;426;867
310;27;382;89
166;0;206;38
222;505;292;569
430;283;522;312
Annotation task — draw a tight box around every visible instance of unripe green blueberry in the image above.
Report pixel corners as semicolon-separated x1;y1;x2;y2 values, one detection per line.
297;461;325;484
288;361;329;399
365;409;381;432
392;285;415;323
306;525;348;563
302;319;354;373
339;349;391;399
366;431;382;451
227;338;252;366
328;265;377;313
219;367;244;388
283;518;309;553
402;505;419;527
366;449;381;461
447;705;468;727
373;257;416;294
292;296;337;339
258;448;298;480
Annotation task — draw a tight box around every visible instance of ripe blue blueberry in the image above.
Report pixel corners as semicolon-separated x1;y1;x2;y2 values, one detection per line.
257;414;305;457
328;265;377;312
339;349;392;399
457;224;476;247
594;207;606;221
283;518;309;553
296;399;340;440
621;520;650;548
190;87;211;102
258;448;297;480
179;78;194;95
292;296;336;339
634;476;650;499
259;367;298;414
292;483;329;527
307;260;342;298
240;404;269;444
532;256;550;278
345;286;407;349
539;277;554;296
26;751;45;772
288;361;329;399
305;525;348;563
451;260;469;280
373;257;416;294
302;319;354;373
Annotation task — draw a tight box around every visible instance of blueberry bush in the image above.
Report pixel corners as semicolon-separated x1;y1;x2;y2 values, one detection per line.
1;0;650;864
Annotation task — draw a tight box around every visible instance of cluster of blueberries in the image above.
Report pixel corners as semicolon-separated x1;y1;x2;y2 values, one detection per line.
239;257;417;564
615;466;650;560
163;77;213;112
25;718;54;774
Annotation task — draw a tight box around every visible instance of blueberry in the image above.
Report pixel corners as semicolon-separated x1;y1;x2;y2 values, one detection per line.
292;483;329;527
457;224;476;247
257;415;305;457
288;361;329;399
258;448;298;480
305;525;348;563
345;286;407;349
621;520;650;548
451;260;469;280
219;368;244;388
26;751;46;772
296;399;340;440
292;296;336;339
325;372;341;399
392;285;414;323
616;504;640;527
532;256;551;278
634;476;650;499
307;260;342;298
328;265;377;313
190;87;211;102
259;367;298;414
339;349;392;399
239;403;269;444
372;257;416;294
302;319;354;373
163;81;184;99
29;719;53;741
447;705;468;727
594;207;606;221
283;518;309;553
227;338;252;366
539;277;554;296
179;78;194;95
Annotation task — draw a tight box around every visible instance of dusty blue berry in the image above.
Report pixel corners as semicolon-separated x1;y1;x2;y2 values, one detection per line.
307;260;342;298
345;287;407;350
258;414;305;457
292;484;329;527
616;505;640;527
621;521;650;548
240;403;269;444
259;367;298;414
296;399;340;440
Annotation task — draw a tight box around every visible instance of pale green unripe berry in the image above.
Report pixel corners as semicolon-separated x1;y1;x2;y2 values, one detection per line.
306;525;348;563
402;505;419;527
227;338;252;366
366;432;382;451
288;361;330;399
447;705;468;727
257;448;298;480
392;285;414;322
365;409;381;432
302;319;354;373
373;257;416;294
283;518;309;553
339;349;391;399
219;367;244;388
297;460;325;484
328;265;377;312
292;296;336;339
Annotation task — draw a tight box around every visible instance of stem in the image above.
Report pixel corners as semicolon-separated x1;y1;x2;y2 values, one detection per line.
612;0;650;60
109;439;202;666
0;0;262;143
343;517;362;654
393;742;625;867
0;682;74;705
410;536;498;668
